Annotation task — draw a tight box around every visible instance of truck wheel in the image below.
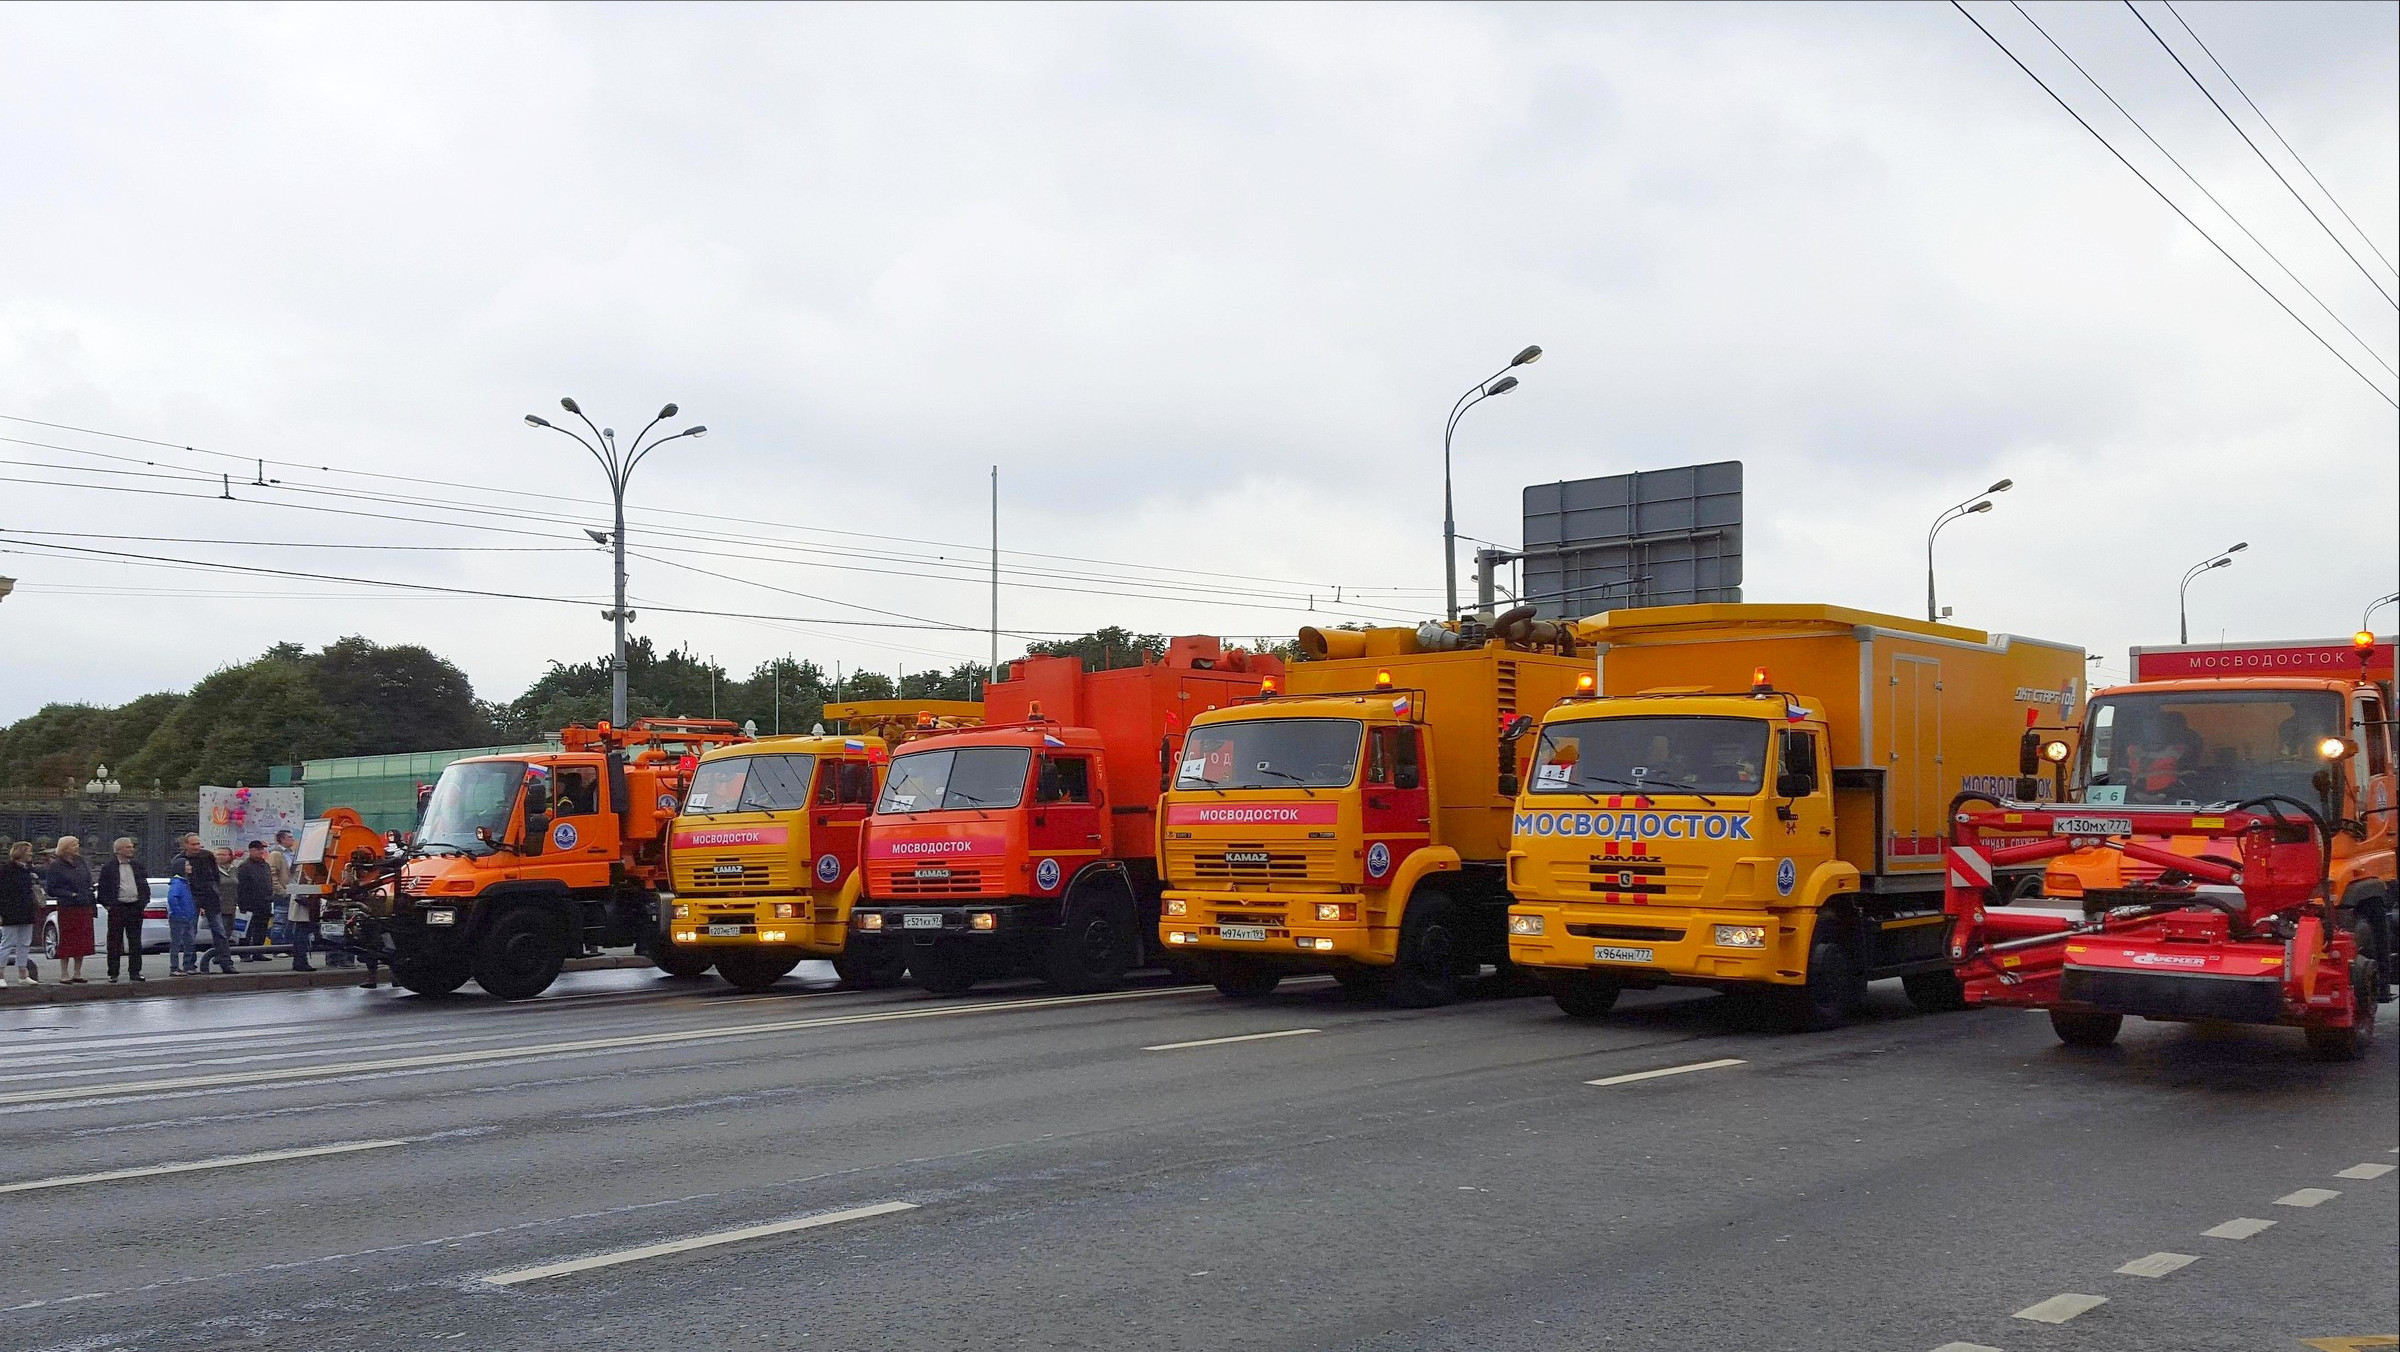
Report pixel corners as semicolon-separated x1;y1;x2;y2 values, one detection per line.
832;943;908;989
716;949;801;993
2049;1008;2123;1048
1209;964;1281;999
1549;974;1622;1019
1767;938;1856;1032
473;909;569;1001
651;933;715;979
1044;895;1133;994
392;957;470;997
2304;956;2379;1062
1901;970;1969;1012
911;945;977;996
1390;890;1472;1008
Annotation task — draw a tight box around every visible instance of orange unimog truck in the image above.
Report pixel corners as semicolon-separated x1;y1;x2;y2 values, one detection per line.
657;699;981;991
2041;632;2396;1004
369;718;748;999
850;638;1281;995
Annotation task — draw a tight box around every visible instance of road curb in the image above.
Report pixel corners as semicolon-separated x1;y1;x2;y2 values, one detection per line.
0;955;658;1008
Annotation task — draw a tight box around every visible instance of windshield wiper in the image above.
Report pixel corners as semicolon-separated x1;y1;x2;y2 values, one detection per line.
1577;773;1716;807
1252;767;1317;797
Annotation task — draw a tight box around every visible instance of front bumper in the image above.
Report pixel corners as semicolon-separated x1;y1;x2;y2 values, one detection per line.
668;896;849;955
1157;889;1391;963
1506;901;1805;986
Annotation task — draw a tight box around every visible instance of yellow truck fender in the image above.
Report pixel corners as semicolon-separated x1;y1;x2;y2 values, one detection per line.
833;867;866;919
1388;845;1464;910
1792;861;1862;943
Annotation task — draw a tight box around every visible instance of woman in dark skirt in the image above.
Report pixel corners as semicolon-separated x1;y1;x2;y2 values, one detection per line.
44;835;98;982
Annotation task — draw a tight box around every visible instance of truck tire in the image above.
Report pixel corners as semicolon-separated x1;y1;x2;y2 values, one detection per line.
1390;889;1473;1008
473;908;569;1001
911;944;977;996
1044;893;1134;994
832;943;908;989
715;948;801;993
652;933;715;979
1766;937;1856;1033
1901;970;1969;1012
1549;974;1622;1019
392;956;470;997
2304;955;2379;1062
1208;963;1281;999
2049;1008;2123;1048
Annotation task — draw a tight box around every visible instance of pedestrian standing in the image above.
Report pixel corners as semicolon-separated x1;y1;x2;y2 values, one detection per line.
234;841;276;962
44;835;97;983
268;829;297;945
94;836;149;983
166;868;199;974
183;835;235;974
0;841;39;987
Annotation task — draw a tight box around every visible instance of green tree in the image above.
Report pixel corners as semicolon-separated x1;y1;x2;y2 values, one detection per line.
1022;627;1167;672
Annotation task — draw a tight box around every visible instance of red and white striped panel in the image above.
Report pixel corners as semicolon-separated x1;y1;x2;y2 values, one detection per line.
1946;846;1993;890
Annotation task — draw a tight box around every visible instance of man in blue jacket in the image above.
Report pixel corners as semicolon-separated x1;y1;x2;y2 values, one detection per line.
178;834;236;975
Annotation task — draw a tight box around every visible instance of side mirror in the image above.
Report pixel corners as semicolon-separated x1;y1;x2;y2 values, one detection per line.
475;826;493;844
523;783;550;818
1775;772;1814;799
2018;729;2041;777
1500;715;1536;743
1036;758;1063;803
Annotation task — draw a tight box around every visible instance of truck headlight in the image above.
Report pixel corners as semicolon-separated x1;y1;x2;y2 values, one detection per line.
1314;902;1356;922
673;903;691;919
1509;913;1545;936
1167;930;1198;945
424;910;457;927
773;902;801;919
970;912;998;931
858;913;885;931
758;930;787;943
1164;898;1188;916
1713;924;1767;948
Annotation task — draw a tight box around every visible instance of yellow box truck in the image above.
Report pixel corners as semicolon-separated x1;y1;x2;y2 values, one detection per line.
1504;604;2084;1029
1159;617;1591;1005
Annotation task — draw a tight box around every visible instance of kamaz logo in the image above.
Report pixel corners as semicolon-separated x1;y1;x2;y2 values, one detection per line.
1515;811;1754;841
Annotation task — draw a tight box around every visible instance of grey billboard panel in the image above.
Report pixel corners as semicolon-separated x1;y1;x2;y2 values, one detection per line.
1521;461;1742;618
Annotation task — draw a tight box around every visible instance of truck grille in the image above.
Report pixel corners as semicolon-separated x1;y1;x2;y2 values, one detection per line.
399;874;432;897
1548;859;1708;902
1566;923;1687;942
676;857;790;892
871;864;997;897
1166;840;1343;883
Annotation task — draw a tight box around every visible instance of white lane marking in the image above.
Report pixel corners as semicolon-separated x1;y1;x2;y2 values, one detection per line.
0;1138;407;1195
481;1200;918;1285
1143;1028;1320;1052
2115;1252;2198;1278
1586;1057;1745;1087
2274;1188;2340;1207
1930;1343;2004;1352
2013;1293;2106;1324
2334;1163;2394;1180
2202;1217;2275;1239
0;985;1208;1107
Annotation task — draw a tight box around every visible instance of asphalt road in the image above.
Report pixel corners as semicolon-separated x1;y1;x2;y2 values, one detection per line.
2;964;2392;1352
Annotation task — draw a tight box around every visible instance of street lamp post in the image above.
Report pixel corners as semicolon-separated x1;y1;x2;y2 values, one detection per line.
84;764;121;804
1926;478;2013;623
1444;345;1542;620
525;399;708;725
2177;542;2247;644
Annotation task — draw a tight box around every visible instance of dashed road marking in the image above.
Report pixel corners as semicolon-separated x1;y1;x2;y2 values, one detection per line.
2114;1252;2197;1278
481;1200;918;1285
2202;1217;2275;1239
1144;1029;1320;1052
2333;1163;2394;1180
2013;1293;2106;1324
1586;1057;1745;1087
1929;1343;2003;1352
0;1138;407;1195
2275;1188;2341;1208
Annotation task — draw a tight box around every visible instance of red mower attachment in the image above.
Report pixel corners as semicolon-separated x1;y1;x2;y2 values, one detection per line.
1942;800;2378;1061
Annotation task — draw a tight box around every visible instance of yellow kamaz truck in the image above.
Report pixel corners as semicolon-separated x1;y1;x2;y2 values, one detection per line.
1158;615;1591;1005
1504;604;2085;1030
658;700;980;991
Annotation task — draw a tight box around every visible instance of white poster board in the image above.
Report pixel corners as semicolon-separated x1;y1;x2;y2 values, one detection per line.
198;786;307;854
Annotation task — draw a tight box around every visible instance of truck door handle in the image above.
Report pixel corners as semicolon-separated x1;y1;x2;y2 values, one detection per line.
1086;833;1102;842
1368;796;1389;809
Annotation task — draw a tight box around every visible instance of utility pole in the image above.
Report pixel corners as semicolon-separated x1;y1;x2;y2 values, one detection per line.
990;465;999;690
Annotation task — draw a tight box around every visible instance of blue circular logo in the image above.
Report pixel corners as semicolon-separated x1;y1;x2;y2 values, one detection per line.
657;793;679;811
552;822;579;850
1365;841;1392;879
1035;858;1061;890
1776;858;1796;896
816;853;843;884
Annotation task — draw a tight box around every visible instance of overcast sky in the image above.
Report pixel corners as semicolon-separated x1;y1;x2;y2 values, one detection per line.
3;1;2394;725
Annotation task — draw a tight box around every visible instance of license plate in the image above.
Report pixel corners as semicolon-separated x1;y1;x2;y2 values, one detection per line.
914;867;952;881
903;913;944;930
1223;852;1270;867
319;920;344;939
1592;945;1655;964
1220;924;1269;941
711;864;745;877
2052;816;2134;838
706;924;745;937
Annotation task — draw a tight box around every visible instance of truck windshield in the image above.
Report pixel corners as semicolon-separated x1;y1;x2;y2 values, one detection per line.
682;754;817;815
417;761;524;852
2081;689;2343;806
877;746;1032;813
1176;718;1363;790
1529;716;1767;796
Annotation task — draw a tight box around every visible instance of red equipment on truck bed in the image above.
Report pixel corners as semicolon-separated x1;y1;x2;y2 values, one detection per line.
1943;801;2378;1059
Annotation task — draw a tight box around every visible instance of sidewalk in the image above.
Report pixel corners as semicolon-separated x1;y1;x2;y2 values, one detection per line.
0;955;658;1007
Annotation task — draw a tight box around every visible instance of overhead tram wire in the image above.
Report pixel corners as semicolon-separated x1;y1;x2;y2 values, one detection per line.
2007;1;2397;378
2124;0;2399;309
2161;0;2398;281
1949;1;2398;410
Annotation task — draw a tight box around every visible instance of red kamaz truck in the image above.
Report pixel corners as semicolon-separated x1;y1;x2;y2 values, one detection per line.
851;638;1281;994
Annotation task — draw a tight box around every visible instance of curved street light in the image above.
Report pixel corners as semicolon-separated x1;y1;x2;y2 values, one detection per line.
2177;542;2247;644
524;400;708;724
1926;478;2011;623
1443;345;1541;618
